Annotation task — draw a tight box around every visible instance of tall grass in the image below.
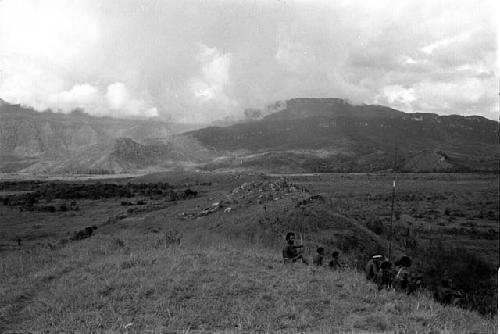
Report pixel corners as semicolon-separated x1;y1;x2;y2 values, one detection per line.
1;229;496;333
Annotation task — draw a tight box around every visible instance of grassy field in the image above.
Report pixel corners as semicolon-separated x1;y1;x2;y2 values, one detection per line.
0;172;497;332
286;173;499;266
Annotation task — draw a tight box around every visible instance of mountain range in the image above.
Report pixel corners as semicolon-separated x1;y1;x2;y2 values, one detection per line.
1;98;498;174
0;101;203;173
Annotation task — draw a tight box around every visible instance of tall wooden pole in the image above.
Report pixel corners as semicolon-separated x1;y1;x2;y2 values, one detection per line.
388;144;398;261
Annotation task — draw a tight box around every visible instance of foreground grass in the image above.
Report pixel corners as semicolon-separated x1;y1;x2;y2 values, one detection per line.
1;231;496;333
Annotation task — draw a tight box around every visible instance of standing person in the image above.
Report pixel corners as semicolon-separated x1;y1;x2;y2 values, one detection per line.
282;232;308;264
313;247;325;266
328;251;341;269
365;255;383;281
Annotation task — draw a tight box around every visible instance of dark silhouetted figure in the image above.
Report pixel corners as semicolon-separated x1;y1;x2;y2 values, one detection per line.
282;232;307;264
394;255;412;294
328;251;341;269
376;260;393;290
365;255;383;281
313;247;325;266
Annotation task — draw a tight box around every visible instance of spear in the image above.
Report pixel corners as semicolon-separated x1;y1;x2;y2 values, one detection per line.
388;143;398;261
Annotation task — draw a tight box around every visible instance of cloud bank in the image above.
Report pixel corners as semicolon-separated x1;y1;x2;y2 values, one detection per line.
0;0;497;122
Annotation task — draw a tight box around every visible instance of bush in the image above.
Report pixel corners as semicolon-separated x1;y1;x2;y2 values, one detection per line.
112;238;125;248
366;219;385;235
164;230;181;247
412;241;497;315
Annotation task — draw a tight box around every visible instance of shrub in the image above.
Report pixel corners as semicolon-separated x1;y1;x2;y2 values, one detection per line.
366;219;385;235
112;238;125;248
412;241;497;315
164;230;181;247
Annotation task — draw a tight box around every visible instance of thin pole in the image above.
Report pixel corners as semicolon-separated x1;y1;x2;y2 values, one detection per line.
388;144;398;261
388;176;396;260
300;212;304;247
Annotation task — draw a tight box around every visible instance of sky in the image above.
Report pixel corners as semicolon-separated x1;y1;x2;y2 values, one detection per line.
0;0;497;122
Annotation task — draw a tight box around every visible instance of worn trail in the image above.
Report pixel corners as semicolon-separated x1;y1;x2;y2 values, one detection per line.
0;262;88;333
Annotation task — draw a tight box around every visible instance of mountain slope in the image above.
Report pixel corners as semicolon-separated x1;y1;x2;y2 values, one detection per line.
20;136;215;174
187;99;498;172
0;102;203;172
2;98;498;173
263;98;402;121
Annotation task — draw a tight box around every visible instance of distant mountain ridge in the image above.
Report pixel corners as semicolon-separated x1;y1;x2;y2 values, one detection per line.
0;101;206;172
1;98;498;173
187;98;498;172
263;98;402;121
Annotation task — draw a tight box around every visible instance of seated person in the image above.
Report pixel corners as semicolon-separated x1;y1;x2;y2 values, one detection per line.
328;251;341;269
376;260;393;290
282;232;307;264
313;247;325;266
365;255;383;281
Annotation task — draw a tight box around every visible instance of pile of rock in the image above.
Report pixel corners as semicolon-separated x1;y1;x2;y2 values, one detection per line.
295;194;325;207
199;202;224;216
178;201;228;220
177;179;307;221
231;178;301;196
230;178;306;205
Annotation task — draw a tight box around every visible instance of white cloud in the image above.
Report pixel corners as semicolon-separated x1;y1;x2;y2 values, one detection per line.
48;84;100;110
192;45;231;102
105;82;158;117
0;57;64;110
412;78;488;114
420;30;476;55
106;83;129;110
374;78;495;118
0;0;100;66
374;85;416;112
0;0;496;120
276;39;315;72
185;44;237;122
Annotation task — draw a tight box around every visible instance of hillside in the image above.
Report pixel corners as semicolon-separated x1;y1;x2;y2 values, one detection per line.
19;136;215;174
0;101;202;173
188;98;499;172
0;173;496;332
2;236;494;333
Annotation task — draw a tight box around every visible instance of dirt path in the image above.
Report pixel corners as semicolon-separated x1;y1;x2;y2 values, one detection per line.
0;264;87;333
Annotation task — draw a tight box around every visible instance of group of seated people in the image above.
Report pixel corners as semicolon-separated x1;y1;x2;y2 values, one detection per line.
282;232;340;268
365;254;421;294
282;232;465;306
282;232;420;294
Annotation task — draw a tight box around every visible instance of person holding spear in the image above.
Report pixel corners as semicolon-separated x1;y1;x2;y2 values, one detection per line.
282;232;308;264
